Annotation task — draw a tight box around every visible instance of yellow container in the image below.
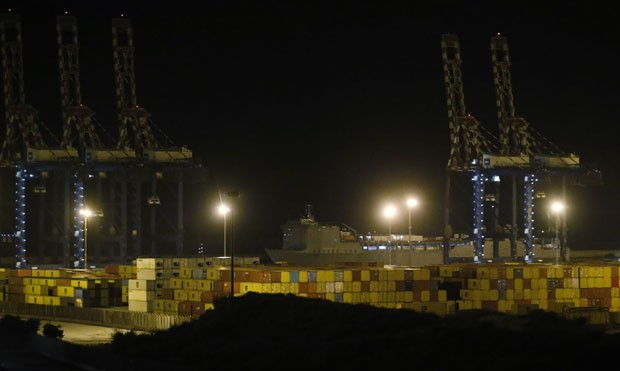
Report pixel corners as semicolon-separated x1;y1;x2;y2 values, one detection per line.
369;291;379;303
386;270;397;281
498;300;513;313
343;292;353;303
57;286;74;297
43;296;61;306
404;291;413;303
477;267;490;279
325;270;335;282
25;285;47;295
196;279;212;291
395;291;404;303
506;267;514;280
369;281;379;292
259;283;271;293
514;289;524;300
378;281;388;292
361;270;370;281
413;268;430;281
360;292;370;303
174;290;188;301
316;270;326;283
182;279;196;290
280;271;290;283
344;270;353;282
72;280;95;289
26;295;43;304
514;278;523;290
295;270;306;283
458;300;473;310
164;300;178;314
343;282;352;292
506;289;514;301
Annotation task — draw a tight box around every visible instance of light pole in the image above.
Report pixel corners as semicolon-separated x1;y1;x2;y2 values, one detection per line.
79;208;102;270
383;204;396;266
550;201;564;265
226;191;241;300
406;197;418;248
218;204;230;257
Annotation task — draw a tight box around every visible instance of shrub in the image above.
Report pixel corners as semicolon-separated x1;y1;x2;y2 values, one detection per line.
42;323;64;339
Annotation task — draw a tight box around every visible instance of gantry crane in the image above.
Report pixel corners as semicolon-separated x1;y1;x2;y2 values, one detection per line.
440;33;498;263
489;34;601;263
489;34;534;261
112;16;200;259
0;12;81;267
0;12;207;267
441;33;601;265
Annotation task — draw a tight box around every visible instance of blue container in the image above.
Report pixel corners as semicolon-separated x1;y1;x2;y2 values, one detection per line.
289;271;299;283
74;287;88;299
308;270;317;282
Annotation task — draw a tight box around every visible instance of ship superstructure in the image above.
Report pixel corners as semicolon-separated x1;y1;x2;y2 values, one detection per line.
266;205;562;267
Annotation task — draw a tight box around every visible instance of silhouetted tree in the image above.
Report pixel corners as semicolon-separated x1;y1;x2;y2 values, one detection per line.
42;323;64;339
0;315;39;335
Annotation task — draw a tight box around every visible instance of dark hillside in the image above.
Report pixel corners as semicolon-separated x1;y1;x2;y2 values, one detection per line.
102;293;620;370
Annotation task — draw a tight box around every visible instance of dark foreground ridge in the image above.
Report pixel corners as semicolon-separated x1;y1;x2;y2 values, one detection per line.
3;293;620;370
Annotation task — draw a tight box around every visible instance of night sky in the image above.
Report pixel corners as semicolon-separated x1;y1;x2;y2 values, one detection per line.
4;1;620;257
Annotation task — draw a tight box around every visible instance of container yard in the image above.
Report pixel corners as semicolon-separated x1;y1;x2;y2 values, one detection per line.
2;256;620;328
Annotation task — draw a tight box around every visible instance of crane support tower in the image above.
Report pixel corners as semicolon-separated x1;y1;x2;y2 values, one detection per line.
111;16;203;259
1;12;84;268
441;34;497;263
0;12;208;267
440;33;602;265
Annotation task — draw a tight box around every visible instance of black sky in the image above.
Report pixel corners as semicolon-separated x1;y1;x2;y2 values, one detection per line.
4;1;620;256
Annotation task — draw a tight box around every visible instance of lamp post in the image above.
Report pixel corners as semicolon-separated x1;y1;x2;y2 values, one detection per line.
218;204;230;257
383;204;396;266
550;201;564;265
226;191;241;300
79;208;102;270
406;198;418;248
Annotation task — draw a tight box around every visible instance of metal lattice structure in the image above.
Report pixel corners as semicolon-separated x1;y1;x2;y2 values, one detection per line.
0;13;45;165
490;35;587;263
112;17;158;152
0;12;203;267
441;34;498;263
441;34;494;170
491;35;532;156
110;16;200;259
57;15;102;151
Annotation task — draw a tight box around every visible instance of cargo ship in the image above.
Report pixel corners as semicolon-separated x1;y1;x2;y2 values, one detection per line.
265;205;580;267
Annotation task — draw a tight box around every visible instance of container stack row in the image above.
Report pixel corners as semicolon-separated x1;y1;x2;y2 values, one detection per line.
3;260;620;320
429;262;620;314
0;268;124;307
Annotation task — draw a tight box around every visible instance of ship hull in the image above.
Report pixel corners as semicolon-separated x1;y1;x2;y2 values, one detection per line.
265;245;474;267
265;243;563;267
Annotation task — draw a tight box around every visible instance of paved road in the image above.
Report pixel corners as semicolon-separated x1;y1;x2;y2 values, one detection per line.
38;320;144;345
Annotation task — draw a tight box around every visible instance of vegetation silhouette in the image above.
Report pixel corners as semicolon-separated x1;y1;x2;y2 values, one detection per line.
2;294;620;370
103;293;620;370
